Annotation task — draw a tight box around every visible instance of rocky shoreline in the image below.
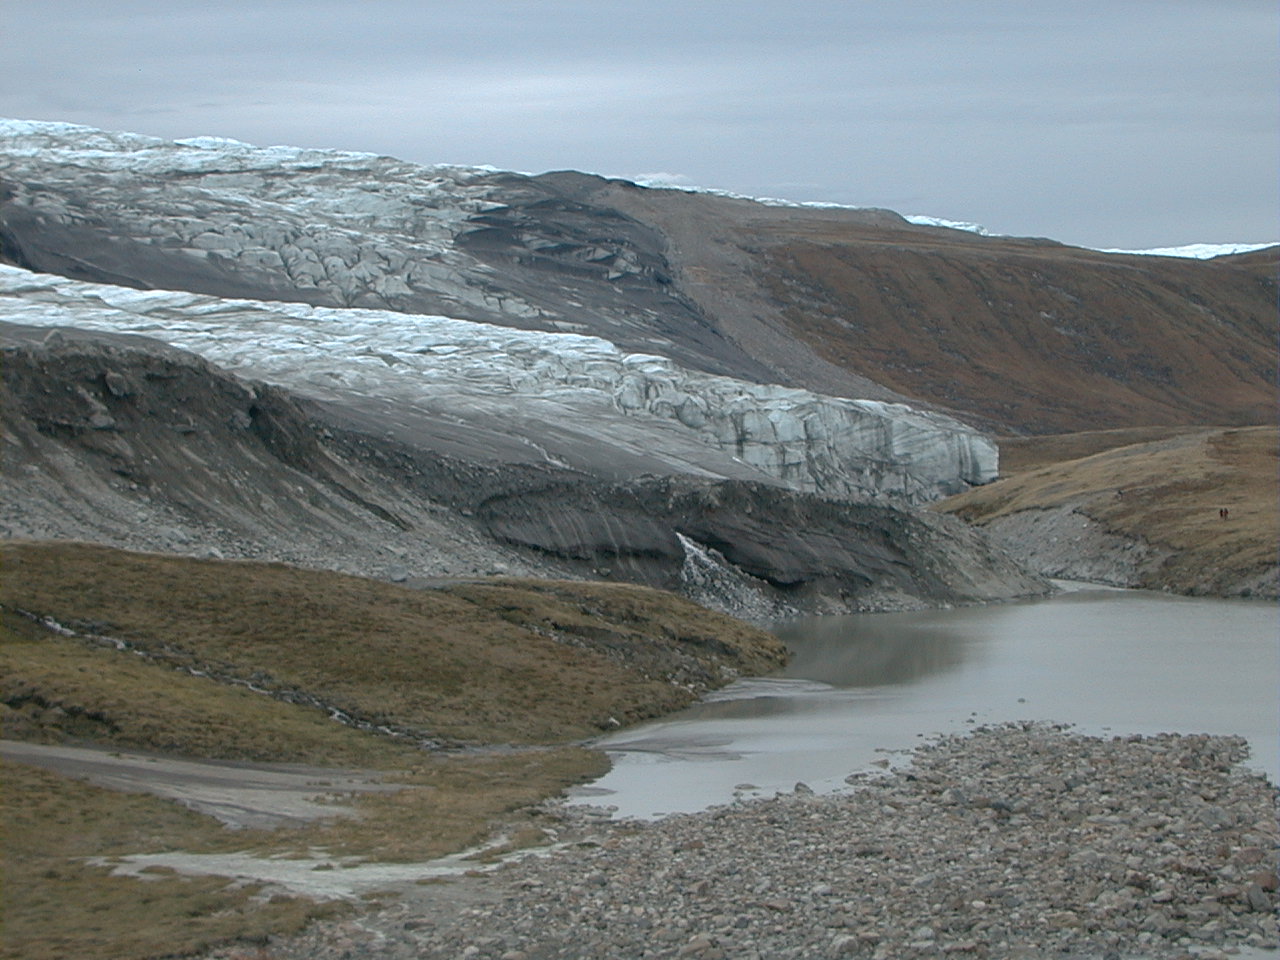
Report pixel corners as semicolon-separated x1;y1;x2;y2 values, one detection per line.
206;724;1278;960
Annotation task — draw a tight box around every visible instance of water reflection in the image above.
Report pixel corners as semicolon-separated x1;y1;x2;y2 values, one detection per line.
777;610;970;687
579;587;1278;819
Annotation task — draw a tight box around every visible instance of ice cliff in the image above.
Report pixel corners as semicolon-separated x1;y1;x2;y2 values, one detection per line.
0;265;996;502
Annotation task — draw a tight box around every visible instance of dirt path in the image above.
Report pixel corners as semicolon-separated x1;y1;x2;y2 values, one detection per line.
0;739;397;829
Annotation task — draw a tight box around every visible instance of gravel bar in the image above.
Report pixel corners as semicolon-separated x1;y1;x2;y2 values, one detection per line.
208;724;1278;960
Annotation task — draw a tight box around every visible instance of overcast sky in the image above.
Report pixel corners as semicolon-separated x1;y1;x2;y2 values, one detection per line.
3;1;1275;248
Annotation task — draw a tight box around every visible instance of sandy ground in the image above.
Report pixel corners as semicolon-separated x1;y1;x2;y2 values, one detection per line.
0;739;398;830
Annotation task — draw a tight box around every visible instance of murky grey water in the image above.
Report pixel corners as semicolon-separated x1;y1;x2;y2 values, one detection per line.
577;584;1278;819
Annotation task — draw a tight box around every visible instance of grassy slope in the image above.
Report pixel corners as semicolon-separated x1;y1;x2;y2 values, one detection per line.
994;425;1215;475
0;541;783;959
2;541;786;746
1;608;426;767
3;746;607;960
939;426;1278;596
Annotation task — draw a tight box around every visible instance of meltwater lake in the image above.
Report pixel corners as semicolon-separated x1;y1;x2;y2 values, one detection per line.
575;584;1279;819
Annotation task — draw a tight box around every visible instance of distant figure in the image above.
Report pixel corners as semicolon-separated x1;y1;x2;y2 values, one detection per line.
1219;507;1230;520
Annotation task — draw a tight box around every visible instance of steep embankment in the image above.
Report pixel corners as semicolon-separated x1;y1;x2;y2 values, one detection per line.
2;120;1273;435
938;426;1278;597
1;322;1047;614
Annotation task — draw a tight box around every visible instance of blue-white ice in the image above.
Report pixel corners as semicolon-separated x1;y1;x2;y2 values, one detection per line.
0;263;998;500
901;215;991;235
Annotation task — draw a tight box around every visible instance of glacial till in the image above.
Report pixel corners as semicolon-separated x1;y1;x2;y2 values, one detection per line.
206;724;1278;960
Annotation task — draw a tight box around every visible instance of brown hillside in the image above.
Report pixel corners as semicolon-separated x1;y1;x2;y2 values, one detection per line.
754;238;1275;433
1;541;786;747
995;425;1214;475
597;181;1276;434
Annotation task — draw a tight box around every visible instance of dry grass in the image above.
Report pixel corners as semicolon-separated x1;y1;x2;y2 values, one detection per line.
447;577;787;679
1;542;785;745
273;747;610;863
1;609;425;767
0;542;783;957
755;237;1274;433
2;741;604;959
2;761;347;960
995;426;1216;476
0;602;611;958
940;426;1278;595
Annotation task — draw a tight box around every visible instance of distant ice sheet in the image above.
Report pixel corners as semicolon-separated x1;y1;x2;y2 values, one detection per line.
627;176;878;213
901;215;992;235
1097;242;1278;259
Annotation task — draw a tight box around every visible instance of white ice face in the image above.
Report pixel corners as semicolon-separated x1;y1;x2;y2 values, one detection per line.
0;118;549;318
0;264;997;501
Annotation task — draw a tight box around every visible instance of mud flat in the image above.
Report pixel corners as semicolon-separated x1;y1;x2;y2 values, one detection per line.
202;724;1278;960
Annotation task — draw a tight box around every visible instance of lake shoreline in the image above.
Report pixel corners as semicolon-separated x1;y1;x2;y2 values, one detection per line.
577;587;1279;820
201;724;1280;960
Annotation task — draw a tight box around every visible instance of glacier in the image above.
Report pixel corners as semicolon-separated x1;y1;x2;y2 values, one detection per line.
0;118;531;316
0;119;1004;503
0;264;996;502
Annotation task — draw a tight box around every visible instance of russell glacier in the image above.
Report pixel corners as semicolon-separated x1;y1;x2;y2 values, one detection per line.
0;264;996;503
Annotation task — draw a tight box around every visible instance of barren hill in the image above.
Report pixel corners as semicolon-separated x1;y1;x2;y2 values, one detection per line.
583;178;1277;433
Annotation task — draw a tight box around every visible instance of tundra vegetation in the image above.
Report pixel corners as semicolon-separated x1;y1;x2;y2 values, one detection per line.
1;541;785;959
